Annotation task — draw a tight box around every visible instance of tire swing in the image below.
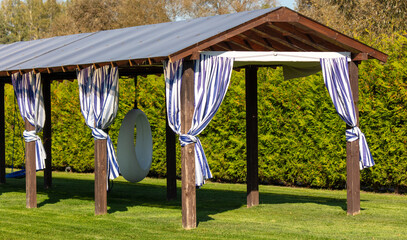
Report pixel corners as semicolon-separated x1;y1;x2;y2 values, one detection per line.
116;108;153;182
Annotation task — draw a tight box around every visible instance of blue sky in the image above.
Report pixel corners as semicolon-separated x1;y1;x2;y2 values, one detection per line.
278;0;296;9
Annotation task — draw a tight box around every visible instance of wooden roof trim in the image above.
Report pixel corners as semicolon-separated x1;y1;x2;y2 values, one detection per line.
0;56;167;78
270;22;350;52
169;7;305;62
294;12;388;62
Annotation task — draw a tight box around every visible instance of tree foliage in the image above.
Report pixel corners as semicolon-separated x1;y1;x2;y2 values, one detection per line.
0;0;277;43
295;0;407;41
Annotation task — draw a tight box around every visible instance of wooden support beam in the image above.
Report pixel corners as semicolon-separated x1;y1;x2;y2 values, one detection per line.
43;77;52;189
266;23;327;51
25;119;37;208
347;61;360;215
95;138;107;215
246;66;259;208
180;61;196;229
134;75;138;109
0;82;5;184
251;25;305;51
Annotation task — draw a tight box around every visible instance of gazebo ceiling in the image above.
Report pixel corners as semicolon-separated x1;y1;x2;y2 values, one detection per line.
0;7;387;81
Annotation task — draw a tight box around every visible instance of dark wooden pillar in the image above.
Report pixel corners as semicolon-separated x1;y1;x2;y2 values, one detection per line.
43;77;52;189
180;61;196;229
95;139;107;215
166;116;177;200
0;82;5;184
25;119;37;208
347;61;360;215
246;66;259;208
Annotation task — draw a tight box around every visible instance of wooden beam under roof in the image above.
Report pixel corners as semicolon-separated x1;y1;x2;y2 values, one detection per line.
238;32;275;51
251;25;307;51
266;23;329;51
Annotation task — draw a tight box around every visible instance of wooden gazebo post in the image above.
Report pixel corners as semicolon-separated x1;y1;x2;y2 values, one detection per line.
347;61;360;215
43;76;52;189
25;119;37;208
0;82;5;184
180;61;196;229
246;66;259;208
95;138;107;215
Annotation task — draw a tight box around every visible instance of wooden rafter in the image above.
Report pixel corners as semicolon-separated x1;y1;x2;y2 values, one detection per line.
238;32;275;51
250;26;304;51
267;23;329;51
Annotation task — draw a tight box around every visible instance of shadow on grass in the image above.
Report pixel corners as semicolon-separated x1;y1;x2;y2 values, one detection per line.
0;175;350;224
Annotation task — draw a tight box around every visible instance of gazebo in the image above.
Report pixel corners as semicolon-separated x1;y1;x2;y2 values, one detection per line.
0;7;387;229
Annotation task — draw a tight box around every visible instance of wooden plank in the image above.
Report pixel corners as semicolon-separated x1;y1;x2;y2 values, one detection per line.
246;66;259;208
238;33;275;51
134;75;138;109
266;23;328;51
347;61;360;215
180;60;196;229
0;82;5;184
95;138;107;215
352;53;368;61
251;25;305;51
25;119;37;208
169;16;269;62
43;76;52;189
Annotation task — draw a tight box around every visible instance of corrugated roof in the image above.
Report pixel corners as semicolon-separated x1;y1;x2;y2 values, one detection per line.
0;8;272;72
0;7;387;78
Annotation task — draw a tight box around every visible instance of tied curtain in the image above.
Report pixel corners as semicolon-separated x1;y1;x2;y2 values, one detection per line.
165;54;234;186
12;72;46;170
320;57;374;169
77;65;120;183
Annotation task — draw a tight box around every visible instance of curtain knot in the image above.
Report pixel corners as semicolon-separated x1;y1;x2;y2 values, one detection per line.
346;126;361;142
23;130;46;170
23;130;40;142
179;134;198;147
92;128;108;140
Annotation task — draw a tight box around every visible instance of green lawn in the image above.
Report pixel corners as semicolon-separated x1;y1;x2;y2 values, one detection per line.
1;170;406;240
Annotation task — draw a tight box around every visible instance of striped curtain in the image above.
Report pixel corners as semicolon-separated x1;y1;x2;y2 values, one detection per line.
165;54;234;186
77;65;120;184
12;72;46;170
320;57;374;169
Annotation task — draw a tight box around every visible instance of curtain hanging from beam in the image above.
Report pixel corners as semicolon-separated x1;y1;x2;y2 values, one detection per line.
320;57;374;169
12;72;46;170
165;54;234;186
77;66;120;184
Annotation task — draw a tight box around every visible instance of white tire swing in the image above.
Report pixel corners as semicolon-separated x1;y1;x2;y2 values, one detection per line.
117;109;153;182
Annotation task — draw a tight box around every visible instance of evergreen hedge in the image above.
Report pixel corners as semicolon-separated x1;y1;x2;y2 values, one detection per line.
4;34;406;191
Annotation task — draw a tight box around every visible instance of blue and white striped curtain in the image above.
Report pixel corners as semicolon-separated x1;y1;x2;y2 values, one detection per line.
77;65;120;183
12;72;46;170
165;54;234;186
320;57;374;169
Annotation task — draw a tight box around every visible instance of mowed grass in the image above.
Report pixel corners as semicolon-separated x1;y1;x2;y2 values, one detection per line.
1;170;406;240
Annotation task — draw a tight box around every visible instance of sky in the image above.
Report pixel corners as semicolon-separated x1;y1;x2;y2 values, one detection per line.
278;0;296;9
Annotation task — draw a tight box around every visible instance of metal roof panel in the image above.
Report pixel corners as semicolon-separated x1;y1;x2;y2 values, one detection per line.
2;8;273;71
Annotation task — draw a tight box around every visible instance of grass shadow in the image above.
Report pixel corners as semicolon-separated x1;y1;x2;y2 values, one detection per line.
0;174;352;224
